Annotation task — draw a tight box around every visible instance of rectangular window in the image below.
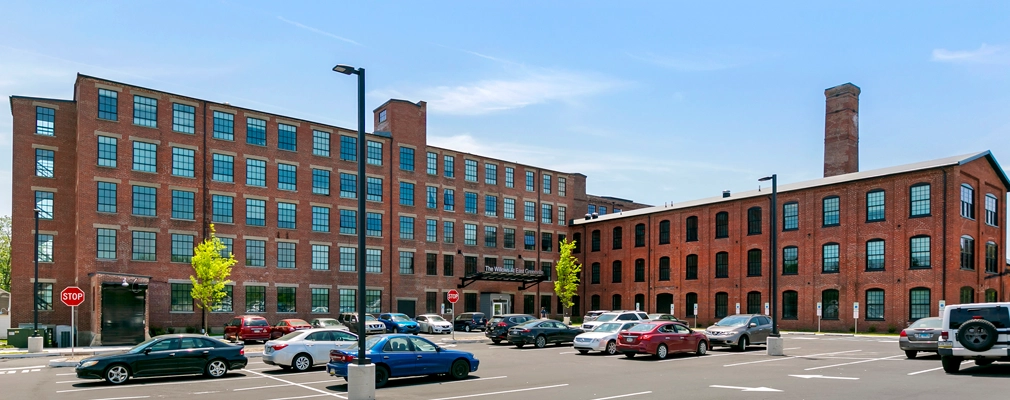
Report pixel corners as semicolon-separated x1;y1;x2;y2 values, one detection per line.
36;106;55;135
37;234;53;262
366;249;382;273
245;239;265;267
558;177;567;197
312;206;330;232
444;189;455;211
867;240;885;271
823;197;840;226
910;184;930;217
98;89;118;120
171;234;194;263
212;154;234;182
339;289;355;312
426;152;437;175
245;199;265;226
910;236;931;269
715;253;729;278
213;111;234;140
219;238;233;258
246;159;266;187
541;203;553;224
246;286;266;312
132;186;157;216
503;228;515;249
747;208;762;235
866;289;884;320
426;186;437;208
985;242;999;273
485;226;498;248
909;289;930;320
558;206;566;226
278;164;297;191
464;192;477;214
170;147;194;177
399;147;414;171
867;191;885;222
277;287;296;313
961;184;975;219
339;209;356;234
340;135;357;161
366;140;383;165
169;189;192;219
35;191;53;220
172;103;195;133
591;263;601;284
783;291;798;320
133;95;157;127
822;243;839;273
277;242;296;269
504;198;515;219
658;220;671;244
634;224;645;247
278;123;297;151
426;219;437;242
366;290;382;313
312;288;329;313
485;163;497;185
524;230;536;251
543;174;551;194
171;283;193;312
97;228;117;259
822;290;839;320
542;262;553;281
525;171;535;191
591;230;600;252
747;250;762;276
505;167;514;188
277;202;296;229
340;173;357;198
339;247;355;272
443;255;454;276
132;231;156;261
366;177;382;202
541;232;552;252
464;159;477;182
524;201;536;222
685;217;698;242
783;247;798;275
97;136;117;167
399;216;414;240
312;169;330;195
212;195;233;223
985;194;999;226
961;236;975;270
658;258;670;281
443;221;454;244
464;224;477;246
312;130;330;157
247;117;266;146
399;182;414;206
443;155;454;178
783;202;799;230
312;244;329;270
366;212;382;237
399;251;415;274
132;141;157;172
485;195;497;217
715;293;728;318
612;261;622;283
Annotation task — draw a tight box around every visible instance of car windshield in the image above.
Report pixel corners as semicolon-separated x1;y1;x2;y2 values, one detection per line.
595;314;618;322
317;319;341;327
627;323;657;332
517;319;542;327
427;316;446;322
364;315;378;321
289;319;309;326
127;337;159;354
714;315;751;327
909;317;942;329
593;322;624;333
278;331;306;341
390;315;411;322
489;317;504;324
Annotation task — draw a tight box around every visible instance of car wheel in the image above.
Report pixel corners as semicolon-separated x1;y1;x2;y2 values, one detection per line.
606;340;618;355
392;327;399;334
292;354;312;372
736;336;748;352
205;359;228;378
975;359;995;367
578;349;589;354
656;344;668;359
941;355;962;373
492;339;502;345
957;320;998;352
450;360;470;380
624;352;636;358
696;341;708;356
905;350;917;359
375;365;390;388
535;336;547;348
104;364;130;385
465;325;471;332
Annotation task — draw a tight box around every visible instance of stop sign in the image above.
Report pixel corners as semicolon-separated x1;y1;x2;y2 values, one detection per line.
61;286;85;307
447;289;460;304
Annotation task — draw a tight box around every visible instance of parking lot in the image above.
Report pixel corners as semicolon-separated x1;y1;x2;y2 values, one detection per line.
2;332;1008;400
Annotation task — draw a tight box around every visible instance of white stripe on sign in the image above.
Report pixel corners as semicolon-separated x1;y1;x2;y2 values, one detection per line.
428;384;569;400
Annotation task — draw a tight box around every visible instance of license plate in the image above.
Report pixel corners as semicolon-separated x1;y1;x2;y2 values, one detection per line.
917;333;931;339
626;337;634;343
938;341;953;349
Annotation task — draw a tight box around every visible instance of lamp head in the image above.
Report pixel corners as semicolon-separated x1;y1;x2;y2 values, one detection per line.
758;176;773;182
332;64;357;75
121;278;129;287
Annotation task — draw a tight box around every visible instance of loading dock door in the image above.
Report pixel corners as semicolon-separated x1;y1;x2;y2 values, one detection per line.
397;299;416;318
101;284;146;345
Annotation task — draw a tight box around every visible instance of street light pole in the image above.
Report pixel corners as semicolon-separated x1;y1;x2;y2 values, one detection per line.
33;208;40;337
759;175;782;355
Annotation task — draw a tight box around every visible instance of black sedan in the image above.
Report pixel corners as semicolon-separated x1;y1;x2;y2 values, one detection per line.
507;319;583;348
76;334;247;385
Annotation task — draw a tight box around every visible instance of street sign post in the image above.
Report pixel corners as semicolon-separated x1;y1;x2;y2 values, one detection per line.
938;300;946;315
735;303;740;315
816;302;822;333
447;290;459;340
670;303;675;317
853;302;859;333
764;302;770;316
693;303;699;328
61;287;85;356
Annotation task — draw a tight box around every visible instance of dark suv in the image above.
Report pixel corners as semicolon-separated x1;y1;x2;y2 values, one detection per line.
453;312;487;332
486;314;536;344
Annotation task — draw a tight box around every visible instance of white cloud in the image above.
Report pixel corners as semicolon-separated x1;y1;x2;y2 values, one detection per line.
373;69;629;115
277;16;361;46
932;44;1009;64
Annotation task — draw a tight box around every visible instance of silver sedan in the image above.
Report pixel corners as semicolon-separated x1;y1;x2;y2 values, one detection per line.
899;317;942;358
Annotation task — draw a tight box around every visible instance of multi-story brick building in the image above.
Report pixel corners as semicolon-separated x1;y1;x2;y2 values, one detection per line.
571;83;1009;333
9;74;589;345
585;195;651;217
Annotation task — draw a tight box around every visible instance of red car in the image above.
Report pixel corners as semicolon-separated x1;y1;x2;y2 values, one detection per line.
224;315;272;343
617;322;709;359
270;319;312;339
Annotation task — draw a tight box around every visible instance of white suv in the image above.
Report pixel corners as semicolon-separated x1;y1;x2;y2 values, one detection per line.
581;311;650;331
937;302;1010;373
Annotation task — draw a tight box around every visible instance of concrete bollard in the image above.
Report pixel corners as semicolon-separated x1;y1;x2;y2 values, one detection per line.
766;336;784;356
27;336;44;353
347;363;376;400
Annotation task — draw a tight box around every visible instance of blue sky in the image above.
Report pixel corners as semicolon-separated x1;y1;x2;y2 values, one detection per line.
2;1;1008;251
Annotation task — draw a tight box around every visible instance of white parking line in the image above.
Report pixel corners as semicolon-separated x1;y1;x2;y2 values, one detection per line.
0;365;46;371
246;370;346;399
233;380;335;392
590;391;653;400
723;350;862;367
434;376;507;385
55;376;264;393
559;351;580;354
264;395;327;400
86;397;150;400
907;361;972;376
427;383;568;400
804;354;904;370
56;373;78;376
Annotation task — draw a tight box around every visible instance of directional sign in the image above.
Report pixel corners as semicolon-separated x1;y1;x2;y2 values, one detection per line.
853;302;860;319
446;289;460;304
710;385;782;392
693;303;698;316
735;303;740;314
790;375;859;380
764;302;770;316
670;303;675;316
61;286;85;307
938;300;946;313
816;302;822;317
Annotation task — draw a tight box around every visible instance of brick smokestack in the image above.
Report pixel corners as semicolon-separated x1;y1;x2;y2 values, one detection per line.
823;83;860;177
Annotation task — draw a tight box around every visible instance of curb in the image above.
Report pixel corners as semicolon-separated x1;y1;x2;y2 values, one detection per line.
46;351;264;368
782;332;817;336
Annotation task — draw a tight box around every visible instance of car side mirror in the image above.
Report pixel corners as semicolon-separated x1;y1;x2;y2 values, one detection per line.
435;346;442;352
749;323;757;328
144;348;152;355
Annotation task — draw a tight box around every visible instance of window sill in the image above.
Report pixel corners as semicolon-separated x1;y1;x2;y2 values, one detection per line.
131;169;157;174
909;214;931;219
247;143;267;147
866;219;885;223
169;311;195;314
172;130;195;135
35;133;56;137
909;267;932;270
173;175;197;179
822;224;840;228
278;148;298;153
865;269;885;272
960;267;975;271
783;228;799;232
314;192;332;197
97;164;117;169
211;136;235;142
782;273;798;276
131;259;158;263
211;180;235;184
822;271;840;274
245;265;267;268
747;274;762;278
865;318;885;322
132;123;158;130
97;117;118;122
312;153;331;158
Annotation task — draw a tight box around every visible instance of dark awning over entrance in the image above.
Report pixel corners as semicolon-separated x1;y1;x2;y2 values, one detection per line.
458;268;548;290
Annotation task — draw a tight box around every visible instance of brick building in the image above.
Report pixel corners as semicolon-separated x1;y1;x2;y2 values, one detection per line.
571;83;1009;332
585;195;651;217
9;74;590;345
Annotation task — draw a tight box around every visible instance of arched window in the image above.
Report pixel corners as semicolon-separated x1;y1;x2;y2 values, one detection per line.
960;235;975;270
866;289;884;320
685;254;698;280
612;294;622;310
686;216;698;242
782;291;798;320
715;212;729;238
590;294;600;311
591;230;600;252
658;257;670;281
612;261;622;283
985;193;999;226
634;294;645;311
590;262;600;284
960;286;975;304
960;184;974;219
635;223;646;247
783;246;798;275
746;291;761;314
822;289;839;320
909;288;930;320
822;243;840;273
572;233;582;253
985;289;997;303
715;292;729;318
612;227;623;250
634;259;645;282
686;293;698;317
715;252;729;278
747;207;762;235
822;196;840;226
986;241;999;273
866;190;885;222
658;220;671;244
866;239;885;271
747;249;762;277
910;235;931;269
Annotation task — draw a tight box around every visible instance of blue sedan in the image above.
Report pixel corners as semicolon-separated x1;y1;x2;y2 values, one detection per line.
377;313;421;334
327;334;479;387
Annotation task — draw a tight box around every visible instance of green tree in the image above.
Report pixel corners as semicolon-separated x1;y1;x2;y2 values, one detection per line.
0;216;11;292
190;224;236;334
553;238;582;324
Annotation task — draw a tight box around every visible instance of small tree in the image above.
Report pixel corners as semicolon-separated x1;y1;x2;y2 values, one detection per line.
0;216;11;292
553;238;582;324
190;224;236;334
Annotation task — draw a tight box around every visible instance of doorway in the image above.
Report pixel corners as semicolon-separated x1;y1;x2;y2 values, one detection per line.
396;299;416;318
100;284;146;345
